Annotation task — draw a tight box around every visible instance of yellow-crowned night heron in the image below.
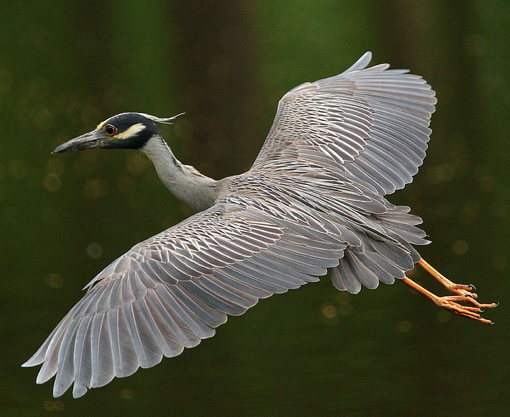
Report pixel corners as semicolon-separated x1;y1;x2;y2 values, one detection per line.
23;52;496;398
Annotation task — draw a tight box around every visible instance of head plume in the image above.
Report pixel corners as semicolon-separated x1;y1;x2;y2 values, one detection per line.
138;113;185;125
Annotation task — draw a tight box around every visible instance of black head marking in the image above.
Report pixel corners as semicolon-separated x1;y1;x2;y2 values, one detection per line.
98;113;161;150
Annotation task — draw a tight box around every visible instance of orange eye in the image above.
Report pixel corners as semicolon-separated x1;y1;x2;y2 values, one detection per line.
105;124;117;136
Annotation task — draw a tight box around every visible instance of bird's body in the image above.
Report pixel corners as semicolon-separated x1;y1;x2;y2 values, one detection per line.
24;52;496;398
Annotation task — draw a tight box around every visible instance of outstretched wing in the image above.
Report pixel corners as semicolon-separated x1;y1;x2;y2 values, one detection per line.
251;52;437;195
23;200;351;398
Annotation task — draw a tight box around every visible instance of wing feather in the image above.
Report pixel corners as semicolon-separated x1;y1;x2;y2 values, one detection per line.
23;201;350;397
90;314;114;389
251;51;436;195
71;315;93;398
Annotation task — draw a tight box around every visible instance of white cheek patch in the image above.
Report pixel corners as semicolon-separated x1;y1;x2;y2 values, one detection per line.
115;123;147;139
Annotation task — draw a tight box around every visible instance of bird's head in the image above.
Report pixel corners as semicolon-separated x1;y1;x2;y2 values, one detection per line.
53;112;183;154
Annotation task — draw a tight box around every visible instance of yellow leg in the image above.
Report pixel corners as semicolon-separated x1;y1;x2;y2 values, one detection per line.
401;259;497;324
419;259;473;294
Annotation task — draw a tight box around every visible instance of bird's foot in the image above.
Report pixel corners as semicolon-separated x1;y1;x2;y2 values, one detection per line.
416;258;497;322
430;294;497;324
401;276;497;324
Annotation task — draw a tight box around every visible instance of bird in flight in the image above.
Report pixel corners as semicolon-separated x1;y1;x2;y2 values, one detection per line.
23;52;496;398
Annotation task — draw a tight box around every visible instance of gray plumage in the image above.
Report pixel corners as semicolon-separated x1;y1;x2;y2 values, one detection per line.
24;52;436;397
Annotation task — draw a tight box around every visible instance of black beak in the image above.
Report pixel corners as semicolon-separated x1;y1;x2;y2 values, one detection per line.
53;130;104;154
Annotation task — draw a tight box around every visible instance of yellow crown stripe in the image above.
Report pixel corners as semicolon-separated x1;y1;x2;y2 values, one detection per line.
114;123;146;139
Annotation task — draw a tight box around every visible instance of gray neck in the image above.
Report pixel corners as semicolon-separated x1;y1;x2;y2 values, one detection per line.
141;135;218;211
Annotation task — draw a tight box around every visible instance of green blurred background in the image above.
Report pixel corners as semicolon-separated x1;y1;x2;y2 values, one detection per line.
1;1;509;416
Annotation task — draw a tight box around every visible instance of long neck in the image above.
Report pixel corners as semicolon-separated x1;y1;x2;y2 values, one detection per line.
141;135;218;211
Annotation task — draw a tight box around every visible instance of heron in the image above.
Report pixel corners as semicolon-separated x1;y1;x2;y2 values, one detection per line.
23;52;496;398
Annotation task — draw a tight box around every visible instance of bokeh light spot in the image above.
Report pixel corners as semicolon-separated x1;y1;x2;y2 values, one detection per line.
493;255;507;270
397;320;412;333
120;388;134;399
43;173;61;193
83;179;108;199
321;303;337;319
452;240;468;256
43;400;64;411
45;273;64;289
436;310;451;323
86;242;103;260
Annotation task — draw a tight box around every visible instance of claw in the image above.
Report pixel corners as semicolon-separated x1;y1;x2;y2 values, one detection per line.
401;274;495;324
412;259;496;324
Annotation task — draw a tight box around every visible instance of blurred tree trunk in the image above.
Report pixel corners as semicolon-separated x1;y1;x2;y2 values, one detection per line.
375;1;483;218
375;4;489;414
72;0;111;114
172;0;258;179
65;1;115;278
375;0;425;67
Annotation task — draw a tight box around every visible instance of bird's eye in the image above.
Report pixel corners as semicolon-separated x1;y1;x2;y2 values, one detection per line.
105;124;117;136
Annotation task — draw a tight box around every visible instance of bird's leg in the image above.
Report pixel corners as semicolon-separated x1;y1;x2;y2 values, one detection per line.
418;258;474;296
401;258;497;324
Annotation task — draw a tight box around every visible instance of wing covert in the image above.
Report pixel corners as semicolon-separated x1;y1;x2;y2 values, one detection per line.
251;52;437;195
23;199;349;398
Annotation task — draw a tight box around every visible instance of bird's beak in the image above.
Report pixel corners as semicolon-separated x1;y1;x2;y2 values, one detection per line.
53;130;104;154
